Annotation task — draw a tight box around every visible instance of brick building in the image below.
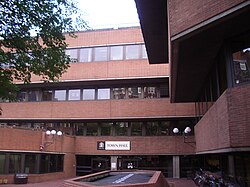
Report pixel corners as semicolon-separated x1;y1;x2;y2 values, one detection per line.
0;0;249;186
0;27;196;184
135;0;250;186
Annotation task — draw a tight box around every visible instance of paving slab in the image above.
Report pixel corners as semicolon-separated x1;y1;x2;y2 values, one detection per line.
2;178;196;187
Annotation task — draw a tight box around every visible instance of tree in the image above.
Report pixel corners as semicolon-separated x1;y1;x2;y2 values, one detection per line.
0;0;88;101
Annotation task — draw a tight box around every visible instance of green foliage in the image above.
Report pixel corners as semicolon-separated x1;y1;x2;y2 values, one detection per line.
0;0;88;101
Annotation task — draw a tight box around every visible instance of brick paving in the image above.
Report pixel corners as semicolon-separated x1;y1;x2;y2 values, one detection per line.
1;179;65;187
167;178;197;187
2;178;196;187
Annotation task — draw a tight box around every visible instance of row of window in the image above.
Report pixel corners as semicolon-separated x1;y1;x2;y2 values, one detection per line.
0;44;147;69
66;44;147;63
74;120;195;136
0;153;63;174
196;47;250;118
13;85;169;102
0;119;195;136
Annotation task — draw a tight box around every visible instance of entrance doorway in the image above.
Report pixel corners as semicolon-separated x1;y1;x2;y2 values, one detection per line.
118;157;138;170
92;158;110;172
76;155;173;177
76;155;110;176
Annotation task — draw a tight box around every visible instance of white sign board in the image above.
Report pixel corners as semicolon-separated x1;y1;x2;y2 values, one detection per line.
105;141;130;150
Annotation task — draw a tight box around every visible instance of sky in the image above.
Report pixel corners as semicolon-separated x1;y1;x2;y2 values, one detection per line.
76;0;140;29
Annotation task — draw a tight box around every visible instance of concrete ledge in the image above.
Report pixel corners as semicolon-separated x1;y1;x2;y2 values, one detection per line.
63;170;170;187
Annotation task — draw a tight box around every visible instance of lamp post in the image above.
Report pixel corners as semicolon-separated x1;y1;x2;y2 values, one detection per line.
40;130;63;151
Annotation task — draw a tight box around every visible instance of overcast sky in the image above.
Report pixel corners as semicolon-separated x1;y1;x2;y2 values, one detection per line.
77;0;140;29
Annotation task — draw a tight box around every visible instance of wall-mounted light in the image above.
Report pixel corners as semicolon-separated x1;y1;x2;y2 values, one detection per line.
173;127;179;134
40;130;63;151
46;130;63;136
173;127;195;144
184;127;191;134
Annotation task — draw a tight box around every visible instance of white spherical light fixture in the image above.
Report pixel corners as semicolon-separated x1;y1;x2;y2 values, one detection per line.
51;130;56;135
184;127;191;134
173;128;179;134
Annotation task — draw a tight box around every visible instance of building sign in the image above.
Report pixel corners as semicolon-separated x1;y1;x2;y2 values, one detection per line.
97;141;105;150
97;141;130;150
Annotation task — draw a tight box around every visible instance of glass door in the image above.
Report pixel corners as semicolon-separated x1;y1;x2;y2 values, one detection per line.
91;157;110;172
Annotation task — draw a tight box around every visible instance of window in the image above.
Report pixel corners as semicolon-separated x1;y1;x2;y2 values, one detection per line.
142;44;148;59
54;90;66;101
146;122;159;136
143;87;158;98
94;47;108;61
66;49;78;63
57;155;64;172
160;84;169;98
110;46;123;60
0;154;5;174
40;154;49;173
128;87;142;98
42;90;53;101
100;123;112;136
12;82;169;102
83;89;95;100
68;89;81;100
66;44;147;64
17;91;27;102
159;121;171;136
97;88;110;100
39;154;63;173
115;122;129;136
112;88;126;99
25;154;37;173
232;48;250;85
79;48;92;62
9;154;21;174
50;155;57;172
28;91;40;101
125;45;140;59
75;123;85;136
86;123;98;136
0;153;63;174
131;122;142;136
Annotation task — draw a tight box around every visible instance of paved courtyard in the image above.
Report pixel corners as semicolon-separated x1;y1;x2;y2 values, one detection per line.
2;178;196;187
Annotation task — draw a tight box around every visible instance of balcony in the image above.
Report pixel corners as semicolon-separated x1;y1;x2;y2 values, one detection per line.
195;83;250;153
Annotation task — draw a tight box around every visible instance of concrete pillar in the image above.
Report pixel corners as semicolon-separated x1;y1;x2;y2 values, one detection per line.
228;155;235;177
110;156;118;171
173;156;180;178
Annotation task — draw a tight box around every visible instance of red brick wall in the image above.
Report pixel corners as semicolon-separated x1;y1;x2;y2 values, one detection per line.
0;128;76;182
64;153;77;179
0;127;75;157
228;84;250;147
24;59;169;83
14;27;167;83
195;92;230;152
66;27;144;47
0;128;42;151
168;0;245;36
195;83;250;153
0;98;195;119
0;127;194;184
75;136;195;155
